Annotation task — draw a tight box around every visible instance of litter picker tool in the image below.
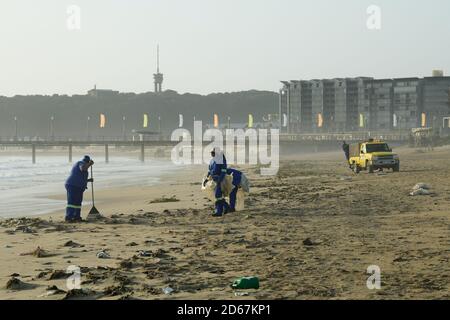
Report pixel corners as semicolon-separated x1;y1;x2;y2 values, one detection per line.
86;165;103;221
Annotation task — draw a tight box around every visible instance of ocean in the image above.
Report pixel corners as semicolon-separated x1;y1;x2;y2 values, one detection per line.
0;156;178;218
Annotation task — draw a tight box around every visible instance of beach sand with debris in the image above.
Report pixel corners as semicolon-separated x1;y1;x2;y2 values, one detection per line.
0;147;449;300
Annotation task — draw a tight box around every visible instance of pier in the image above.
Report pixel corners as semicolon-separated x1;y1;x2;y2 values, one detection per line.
0;131;410;164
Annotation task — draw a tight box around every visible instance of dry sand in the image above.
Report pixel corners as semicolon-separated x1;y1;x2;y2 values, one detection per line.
0;147;449;300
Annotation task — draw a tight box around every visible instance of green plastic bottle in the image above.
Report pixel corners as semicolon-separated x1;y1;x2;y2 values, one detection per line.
231;277;260;289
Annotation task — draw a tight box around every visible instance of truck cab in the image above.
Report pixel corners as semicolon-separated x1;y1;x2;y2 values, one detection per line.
349;139;400;174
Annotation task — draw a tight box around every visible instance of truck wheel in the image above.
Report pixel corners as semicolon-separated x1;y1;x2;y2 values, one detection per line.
354;165;360;174
393;163;400;172
368;164;374;174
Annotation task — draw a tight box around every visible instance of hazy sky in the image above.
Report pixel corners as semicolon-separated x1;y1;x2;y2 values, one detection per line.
0;0;449;96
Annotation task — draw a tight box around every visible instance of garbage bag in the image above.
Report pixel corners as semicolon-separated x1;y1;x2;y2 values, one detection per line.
236;188;246;211
240;172;250;193
412;183;431;191
201;175;233;200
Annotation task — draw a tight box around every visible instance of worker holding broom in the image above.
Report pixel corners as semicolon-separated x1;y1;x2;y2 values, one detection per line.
64;155;94;222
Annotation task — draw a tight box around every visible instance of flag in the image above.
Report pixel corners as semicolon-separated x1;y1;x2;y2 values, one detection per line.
282;114;287;127
317;113;323;128
143;113;149;128
248;114;254;128
100;113;106;128
393;114;397;127
421;113;426;127
359;114;365;128
179;114;184;127
214;114;219;128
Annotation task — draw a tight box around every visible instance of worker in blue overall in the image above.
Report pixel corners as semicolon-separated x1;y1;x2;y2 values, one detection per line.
65;155;94;222
226;168;242;213
204;147;230;217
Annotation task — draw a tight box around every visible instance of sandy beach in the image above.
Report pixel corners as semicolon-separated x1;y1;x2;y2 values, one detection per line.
0;147;449;300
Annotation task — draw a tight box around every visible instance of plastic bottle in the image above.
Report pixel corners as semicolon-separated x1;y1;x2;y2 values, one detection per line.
231;277;259;289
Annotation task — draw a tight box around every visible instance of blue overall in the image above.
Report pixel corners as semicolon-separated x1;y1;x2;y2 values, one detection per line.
65;160;89;220
208;154;229;215
227;168;242;210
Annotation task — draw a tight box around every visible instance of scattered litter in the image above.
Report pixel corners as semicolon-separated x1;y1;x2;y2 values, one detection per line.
138;250;152;257
410;189;431;196
96;250;111;259
339;176;352;181
5;277;35;290
49;270;70;280
119;260;133;269
63;289;94;300
15;226;35;233
162;286;174;295
36;271;49;279
103;284;132;296
231;277;260;289
413;183;431;190
303;238;314;246
20;246;52;258
149;196;179;204
126;242;139;247
410;183;432;196
64;240;84;248
6;278;25;290
43;285;66;296
234;291;249;296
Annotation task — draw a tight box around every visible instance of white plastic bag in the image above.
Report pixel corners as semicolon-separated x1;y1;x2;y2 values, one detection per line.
235;188;246;211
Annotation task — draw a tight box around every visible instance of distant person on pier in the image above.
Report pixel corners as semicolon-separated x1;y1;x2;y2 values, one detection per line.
64;155;94;222
342;141;350;161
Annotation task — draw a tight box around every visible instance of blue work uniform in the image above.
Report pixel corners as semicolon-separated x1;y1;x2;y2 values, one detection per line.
65;160;89;220
207;154;229;215
227;168;242;210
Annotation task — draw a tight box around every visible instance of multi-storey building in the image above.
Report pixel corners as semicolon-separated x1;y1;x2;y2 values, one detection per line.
279;75;450;133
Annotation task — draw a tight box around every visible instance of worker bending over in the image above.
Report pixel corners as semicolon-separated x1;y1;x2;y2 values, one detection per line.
226;168;243;213
65;155;94;222
205;147;230;217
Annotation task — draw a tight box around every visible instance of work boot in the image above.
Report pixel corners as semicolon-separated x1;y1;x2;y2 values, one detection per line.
211;212;223;217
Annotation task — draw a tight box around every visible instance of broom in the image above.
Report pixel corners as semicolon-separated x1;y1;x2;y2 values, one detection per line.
86;165;103;221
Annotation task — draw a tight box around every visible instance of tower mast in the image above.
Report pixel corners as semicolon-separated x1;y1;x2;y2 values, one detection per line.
153;44;164;93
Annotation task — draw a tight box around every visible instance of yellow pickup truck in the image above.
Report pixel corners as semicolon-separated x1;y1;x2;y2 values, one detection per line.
349;139;400;174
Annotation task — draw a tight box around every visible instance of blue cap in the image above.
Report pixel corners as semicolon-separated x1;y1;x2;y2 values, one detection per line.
82;155;91;162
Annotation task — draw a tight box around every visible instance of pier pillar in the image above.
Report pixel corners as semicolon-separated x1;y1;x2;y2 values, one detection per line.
32;144;36;164
140;142;145;162
105;144;109;163
68;144;73;163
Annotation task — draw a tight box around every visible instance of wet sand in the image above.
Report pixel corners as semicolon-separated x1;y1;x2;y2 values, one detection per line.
0;147;449;300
